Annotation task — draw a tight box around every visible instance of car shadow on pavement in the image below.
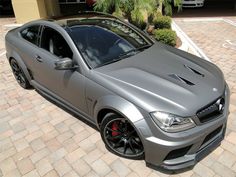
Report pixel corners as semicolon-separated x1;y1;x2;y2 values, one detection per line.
35;89;99;131
34;89;216;175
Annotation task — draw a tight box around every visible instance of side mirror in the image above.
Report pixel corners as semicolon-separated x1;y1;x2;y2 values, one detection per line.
54;58;78;70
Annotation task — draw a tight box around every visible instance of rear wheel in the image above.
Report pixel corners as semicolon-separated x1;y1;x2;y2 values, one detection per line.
10;59;31;89
100;113;144;159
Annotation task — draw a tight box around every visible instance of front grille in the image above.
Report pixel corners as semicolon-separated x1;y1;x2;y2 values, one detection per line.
164;145;192;160
201;125;223;146
197;97;225;123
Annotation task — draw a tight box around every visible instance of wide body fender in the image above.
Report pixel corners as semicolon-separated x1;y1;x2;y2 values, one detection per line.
94;95;144;126
7;50;32;82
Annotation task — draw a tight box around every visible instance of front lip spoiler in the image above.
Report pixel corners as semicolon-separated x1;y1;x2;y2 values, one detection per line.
147;132;224;171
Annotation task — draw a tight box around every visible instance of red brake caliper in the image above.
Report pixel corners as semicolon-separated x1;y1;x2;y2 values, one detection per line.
111;121;120;136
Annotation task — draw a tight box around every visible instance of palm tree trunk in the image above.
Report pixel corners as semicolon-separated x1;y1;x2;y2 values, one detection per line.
157;0;163;14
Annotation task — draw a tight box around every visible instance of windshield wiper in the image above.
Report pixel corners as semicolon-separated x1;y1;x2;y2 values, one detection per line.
97;56;125;67
119;44;152;58
97;44;152;67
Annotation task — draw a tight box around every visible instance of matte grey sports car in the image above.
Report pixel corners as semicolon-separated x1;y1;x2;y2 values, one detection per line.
5;12;230;170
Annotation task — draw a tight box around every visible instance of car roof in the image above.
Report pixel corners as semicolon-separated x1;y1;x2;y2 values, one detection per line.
45;11;119;28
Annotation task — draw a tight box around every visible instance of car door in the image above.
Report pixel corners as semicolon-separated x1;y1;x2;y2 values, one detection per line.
32;25;88;114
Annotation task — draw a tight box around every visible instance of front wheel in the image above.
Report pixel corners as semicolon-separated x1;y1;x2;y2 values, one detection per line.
100;113;144;159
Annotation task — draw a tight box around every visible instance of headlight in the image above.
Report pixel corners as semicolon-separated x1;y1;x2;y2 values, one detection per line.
150;111;196;133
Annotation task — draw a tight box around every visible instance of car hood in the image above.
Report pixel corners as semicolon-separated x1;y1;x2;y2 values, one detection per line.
93;43;225;116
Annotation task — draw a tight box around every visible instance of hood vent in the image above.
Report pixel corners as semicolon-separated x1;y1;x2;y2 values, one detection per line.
184;65;204;77
169;74;195;86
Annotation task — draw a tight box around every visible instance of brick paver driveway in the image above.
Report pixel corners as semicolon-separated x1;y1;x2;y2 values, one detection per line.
0;17;236;177
174;17;236;177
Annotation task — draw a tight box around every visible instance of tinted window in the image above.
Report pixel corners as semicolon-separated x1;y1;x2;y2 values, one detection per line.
68;19;152;68
21;25;40;45
41;27;73;59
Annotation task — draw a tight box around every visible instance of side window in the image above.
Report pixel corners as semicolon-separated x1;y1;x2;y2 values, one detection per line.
40;27;73;59
21;25;40;45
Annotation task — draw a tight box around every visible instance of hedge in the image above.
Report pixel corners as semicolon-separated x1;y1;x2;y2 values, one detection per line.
154;29;177;46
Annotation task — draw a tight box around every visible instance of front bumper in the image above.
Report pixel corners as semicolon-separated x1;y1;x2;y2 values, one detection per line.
148;124;225;170
134;86;229;170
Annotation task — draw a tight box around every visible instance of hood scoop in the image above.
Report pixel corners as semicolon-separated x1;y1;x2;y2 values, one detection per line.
184;65;205;77
169;74;195;86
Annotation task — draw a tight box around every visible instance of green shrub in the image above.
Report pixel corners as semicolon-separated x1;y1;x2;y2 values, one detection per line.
149;11;162;24
154;29;177;46
130;9;147;30
153;15;172;29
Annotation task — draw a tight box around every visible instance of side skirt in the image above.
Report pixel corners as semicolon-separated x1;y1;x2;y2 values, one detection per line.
31;80;98;129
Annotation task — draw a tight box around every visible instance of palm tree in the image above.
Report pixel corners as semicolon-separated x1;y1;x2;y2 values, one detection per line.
94;0;181;28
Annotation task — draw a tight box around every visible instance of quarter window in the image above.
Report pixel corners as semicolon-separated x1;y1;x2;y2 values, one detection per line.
20;25;40;45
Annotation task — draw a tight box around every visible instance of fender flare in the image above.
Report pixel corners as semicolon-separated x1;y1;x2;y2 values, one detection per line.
9;51;32;82
94;95;144;127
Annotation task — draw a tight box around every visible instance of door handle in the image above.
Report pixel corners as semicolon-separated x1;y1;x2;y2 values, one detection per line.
35;55;43;62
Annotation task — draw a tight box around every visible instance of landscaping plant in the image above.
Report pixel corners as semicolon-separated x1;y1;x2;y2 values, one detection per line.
154;29;177;46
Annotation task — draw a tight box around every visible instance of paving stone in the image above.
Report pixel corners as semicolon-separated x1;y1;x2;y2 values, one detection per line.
126;172;139;177
111;159;132;177
45;138;61;152
179;170;194;177
22;169;40;177
0;147;16;162
25;130;43;143
83;149;103;164
4;169;21;177
35;158;53;176
105;171;120;177
53;158;72;177
30;148;50;163
0;157;16;175
211;162;235;177
65;148;86;163
193;163;215;177
0;137;13;152
232;162;236;173
129;161;152;177
226;132;236;145
62;138;79;153
30;138;46;151
101;152;118;165
217;151;236;168
49;147;67;164
78;138;96;153
56;131;74;143
72;159;91;176
43;170;59;177
14;138;29;152
40;122;55;134
91;159;111;176
13;147;34;161
72;129;90;143
16;158;34;175
84;170;99;177
63;170;79;177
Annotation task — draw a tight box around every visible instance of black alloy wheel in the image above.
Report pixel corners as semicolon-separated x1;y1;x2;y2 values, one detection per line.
10;59;31;89
101;113;144;159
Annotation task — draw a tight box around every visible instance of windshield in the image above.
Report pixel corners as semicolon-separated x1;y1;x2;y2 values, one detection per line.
68;18;153;68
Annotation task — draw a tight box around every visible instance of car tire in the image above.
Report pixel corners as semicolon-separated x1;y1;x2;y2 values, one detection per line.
100;113;144;160
10;59;32;89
